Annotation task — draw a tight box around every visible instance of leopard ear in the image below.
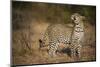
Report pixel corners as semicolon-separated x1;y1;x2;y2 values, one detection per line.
71;14;75;21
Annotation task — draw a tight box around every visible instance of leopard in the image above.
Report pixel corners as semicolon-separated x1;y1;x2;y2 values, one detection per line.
39;13;85;60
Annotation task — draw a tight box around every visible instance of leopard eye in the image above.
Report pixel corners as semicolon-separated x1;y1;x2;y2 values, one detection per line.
74;17;76;20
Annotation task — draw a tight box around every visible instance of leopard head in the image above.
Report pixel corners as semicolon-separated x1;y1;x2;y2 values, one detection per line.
71;13;85;24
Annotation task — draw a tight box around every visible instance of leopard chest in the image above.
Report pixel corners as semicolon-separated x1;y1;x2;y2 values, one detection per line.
72;26;84;41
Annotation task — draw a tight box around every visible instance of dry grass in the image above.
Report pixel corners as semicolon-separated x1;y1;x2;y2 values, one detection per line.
13;45;96;65
12;21;96;65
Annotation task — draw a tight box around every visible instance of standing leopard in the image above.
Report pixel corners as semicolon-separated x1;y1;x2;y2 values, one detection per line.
39;13;85;60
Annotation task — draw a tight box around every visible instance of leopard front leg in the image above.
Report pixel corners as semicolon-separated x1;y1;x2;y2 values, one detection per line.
48;42;58;57
71;48;76;60
71;44;82;61
76;44;82;60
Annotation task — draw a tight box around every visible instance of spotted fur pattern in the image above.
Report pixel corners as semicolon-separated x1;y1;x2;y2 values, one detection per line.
40;13;85;60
